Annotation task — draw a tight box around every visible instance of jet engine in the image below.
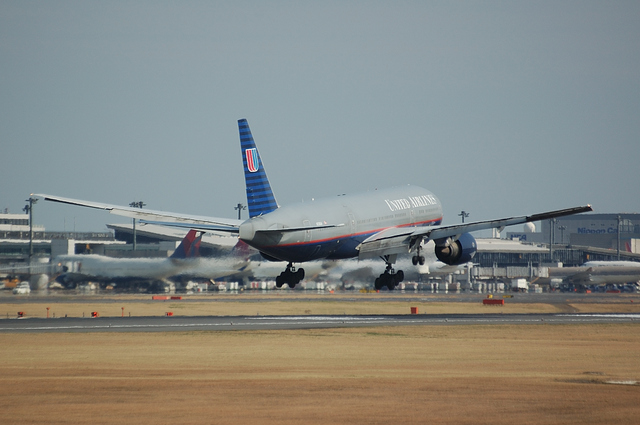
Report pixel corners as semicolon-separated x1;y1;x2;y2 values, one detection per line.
434;232;477;265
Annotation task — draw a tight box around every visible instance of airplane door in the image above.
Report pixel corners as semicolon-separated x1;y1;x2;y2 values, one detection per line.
348;213;356;236
303;220;311;242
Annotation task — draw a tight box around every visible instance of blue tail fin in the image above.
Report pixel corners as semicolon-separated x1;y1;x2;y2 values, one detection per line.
238;119;279;218
170;230;202;259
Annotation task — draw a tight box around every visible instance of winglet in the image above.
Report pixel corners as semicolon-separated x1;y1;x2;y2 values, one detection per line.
170;230;202;259
238;119;279;218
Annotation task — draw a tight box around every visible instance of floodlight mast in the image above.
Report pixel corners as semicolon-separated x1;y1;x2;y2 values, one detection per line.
458;210;469;223
23;197;38;263
129;201;146;251
234;203;246;220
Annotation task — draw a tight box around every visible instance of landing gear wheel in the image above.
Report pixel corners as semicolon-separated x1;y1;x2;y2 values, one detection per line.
276;263;304;289
386;276;395;291
374;277;382;290
376;269;405;291
375;255;406;291
413;242;426;266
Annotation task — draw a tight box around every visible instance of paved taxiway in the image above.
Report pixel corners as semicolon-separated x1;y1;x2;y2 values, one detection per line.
1;313;639;333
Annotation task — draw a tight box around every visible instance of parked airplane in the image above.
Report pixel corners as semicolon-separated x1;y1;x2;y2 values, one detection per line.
36;119;592;290
54;230;248;291
549;261;640;290
582;261;640;268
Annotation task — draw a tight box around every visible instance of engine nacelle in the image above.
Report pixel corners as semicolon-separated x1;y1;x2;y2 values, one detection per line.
434;232;477;265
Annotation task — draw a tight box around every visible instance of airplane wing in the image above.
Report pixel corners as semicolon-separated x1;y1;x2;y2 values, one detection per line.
357;205;593;259
34;194;243;232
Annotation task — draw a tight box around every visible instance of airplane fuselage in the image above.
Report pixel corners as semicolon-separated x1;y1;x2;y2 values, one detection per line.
239;185;443;262
550;266;640;285
54;255;188;284
54;255;247;285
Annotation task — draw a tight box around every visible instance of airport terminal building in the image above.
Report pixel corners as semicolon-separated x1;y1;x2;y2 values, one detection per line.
2;210;640;266
506;213;640;253
2;210;640;290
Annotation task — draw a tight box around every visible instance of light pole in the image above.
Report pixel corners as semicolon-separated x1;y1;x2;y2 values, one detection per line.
549;218;556;261
234;203;246;220
23;197;38;263
558;225;566;246
617;215;621;260
458;210;469;223
129;201;146;251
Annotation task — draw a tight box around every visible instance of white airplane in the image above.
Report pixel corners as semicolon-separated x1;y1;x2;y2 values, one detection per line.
549;260;640;289
582;261;640;268
36;119;592;290
54;230;249;291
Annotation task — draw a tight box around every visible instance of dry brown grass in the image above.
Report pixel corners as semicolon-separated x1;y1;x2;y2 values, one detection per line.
2;292;640;318
1;323;639;424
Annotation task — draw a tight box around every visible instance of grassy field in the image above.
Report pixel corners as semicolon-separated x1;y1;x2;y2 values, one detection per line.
1;323;639;424
1;294;639;424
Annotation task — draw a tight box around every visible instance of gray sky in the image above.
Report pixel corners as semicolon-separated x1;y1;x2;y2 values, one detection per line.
2;1;639;232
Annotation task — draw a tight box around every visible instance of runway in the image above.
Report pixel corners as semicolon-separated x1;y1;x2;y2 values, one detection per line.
1;313;639;333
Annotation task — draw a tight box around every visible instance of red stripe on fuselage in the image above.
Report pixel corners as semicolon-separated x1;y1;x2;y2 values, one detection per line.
265;217;443;248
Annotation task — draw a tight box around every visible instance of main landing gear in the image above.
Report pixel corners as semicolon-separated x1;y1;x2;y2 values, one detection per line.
276;263;305;289
412;244;426;266
374;256;404;291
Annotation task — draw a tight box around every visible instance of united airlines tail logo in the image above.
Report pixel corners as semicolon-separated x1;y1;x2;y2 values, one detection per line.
245;148;259;173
